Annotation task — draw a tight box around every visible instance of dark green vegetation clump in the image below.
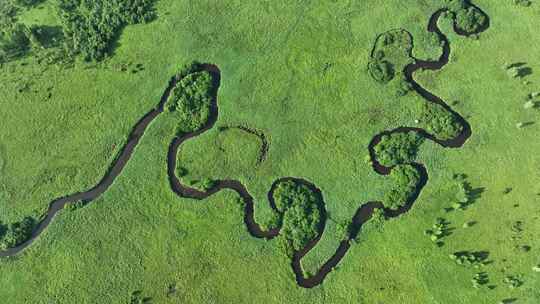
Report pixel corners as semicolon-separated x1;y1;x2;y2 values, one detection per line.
368;29;413;84
272;180;325;256
512;0;532;7
383;165;422;210
0;217;36;250
0;23;30;62
166;66;215;134
449;251;488;267
13;0;42;7
57;0;156;61
447;0;489;33
373;131;424;167
419;103;463;140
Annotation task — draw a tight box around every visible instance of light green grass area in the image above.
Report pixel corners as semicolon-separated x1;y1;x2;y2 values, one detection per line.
1;0;539;303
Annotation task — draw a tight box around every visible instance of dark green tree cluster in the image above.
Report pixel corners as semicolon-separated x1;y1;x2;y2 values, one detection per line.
0;217;36;250
368;29;413;84
13;0;43;7
373;131;424;167
0;23;30;62
0;1;62;63
166;67;215;134
272;180;325;256
383;164;422;210
0;1;17;26
57;0;156;61
447;0;489;33
419;103;463;140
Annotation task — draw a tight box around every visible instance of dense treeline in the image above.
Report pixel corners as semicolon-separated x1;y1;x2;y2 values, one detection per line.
57;0;156;61
0;217;36;250
373;131;424;167
383;164;422;210
166;63;216;134
272;180;325;256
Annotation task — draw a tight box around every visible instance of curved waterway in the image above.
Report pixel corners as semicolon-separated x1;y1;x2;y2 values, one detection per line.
1;5;489;289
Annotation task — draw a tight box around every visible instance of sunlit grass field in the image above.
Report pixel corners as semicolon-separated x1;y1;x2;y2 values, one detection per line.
0;0;539;303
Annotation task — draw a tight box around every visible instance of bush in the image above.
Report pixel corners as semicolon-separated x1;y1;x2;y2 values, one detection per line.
449;250;488;268
419;103;463;140
57;0;156;61
273;180;325;256
513;0;532;6
383;164;422;210
166;69;215;134
0;216;36;250
373;131;424;167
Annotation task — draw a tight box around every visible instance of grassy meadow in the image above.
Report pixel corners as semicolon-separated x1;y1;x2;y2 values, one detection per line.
0;0;539;303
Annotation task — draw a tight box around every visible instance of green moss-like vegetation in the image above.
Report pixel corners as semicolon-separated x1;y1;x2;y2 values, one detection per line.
166;68;215;134
383;164;422;210
272;180;325;256
373;131;425;167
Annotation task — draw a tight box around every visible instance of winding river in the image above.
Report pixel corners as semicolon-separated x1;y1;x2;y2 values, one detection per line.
0;5;489;289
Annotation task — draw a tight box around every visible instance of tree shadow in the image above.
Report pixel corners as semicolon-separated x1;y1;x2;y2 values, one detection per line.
33;25;64;48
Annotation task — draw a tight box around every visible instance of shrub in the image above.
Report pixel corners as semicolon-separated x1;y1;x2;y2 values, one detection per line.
472;272;489;288
199;178;216;191
419;103;463;140
335;219;352;240
166;70;215;134
513;0;532;7
357;207;386;237
373;131;424;167
383;164;421;210
449;250;488;268
57;0;156;61
273;180;325;256
503;275;523;289
0;216;36;250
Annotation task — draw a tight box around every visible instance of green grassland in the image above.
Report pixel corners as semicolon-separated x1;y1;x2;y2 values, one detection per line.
1;0;540;303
